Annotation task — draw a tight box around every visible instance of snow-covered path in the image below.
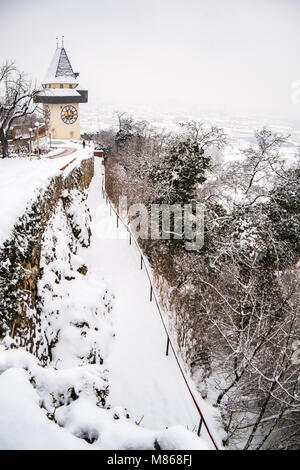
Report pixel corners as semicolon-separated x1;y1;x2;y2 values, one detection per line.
80;159;220;450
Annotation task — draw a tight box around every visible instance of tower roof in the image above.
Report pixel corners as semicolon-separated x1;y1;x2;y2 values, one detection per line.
43;47;78;85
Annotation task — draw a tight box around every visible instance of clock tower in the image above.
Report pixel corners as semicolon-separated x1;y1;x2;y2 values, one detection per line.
35;41;88;140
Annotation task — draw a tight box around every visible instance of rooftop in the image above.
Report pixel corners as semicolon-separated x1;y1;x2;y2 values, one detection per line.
43;47;78;85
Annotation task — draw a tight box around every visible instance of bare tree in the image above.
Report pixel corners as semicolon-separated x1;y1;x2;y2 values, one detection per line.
0;61;38;158
223;128;290;206
179;120;227;151
102;119;300;449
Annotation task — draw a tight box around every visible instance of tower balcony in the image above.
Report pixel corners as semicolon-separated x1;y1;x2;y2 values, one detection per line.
34;88;88;104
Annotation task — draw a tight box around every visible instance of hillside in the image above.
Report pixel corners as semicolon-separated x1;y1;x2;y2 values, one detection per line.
0;144;219;450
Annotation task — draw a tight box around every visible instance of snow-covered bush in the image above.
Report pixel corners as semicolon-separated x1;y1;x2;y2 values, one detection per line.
0;344;208;450
38;199;114;367
0;160;97;362
62;188;92;247
0;193;45;341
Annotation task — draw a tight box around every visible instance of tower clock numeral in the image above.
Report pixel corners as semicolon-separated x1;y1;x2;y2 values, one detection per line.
61;105;78;125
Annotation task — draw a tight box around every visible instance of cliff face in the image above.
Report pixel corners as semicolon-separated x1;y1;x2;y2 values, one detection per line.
0;158;94;360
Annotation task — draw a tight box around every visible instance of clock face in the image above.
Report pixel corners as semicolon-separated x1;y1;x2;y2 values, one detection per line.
44;105;51;124
61;105;78;125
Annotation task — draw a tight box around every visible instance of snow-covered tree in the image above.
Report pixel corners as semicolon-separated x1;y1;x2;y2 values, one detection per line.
148;121;227;205
224;128;290;206
0;61;37;158
266;167;300;268
115;113;135;148
100;119;300;449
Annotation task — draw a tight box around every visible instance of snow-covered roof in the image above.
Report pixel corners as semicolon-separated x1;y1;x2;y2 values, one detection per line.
43;47;78;85
38;88;82;98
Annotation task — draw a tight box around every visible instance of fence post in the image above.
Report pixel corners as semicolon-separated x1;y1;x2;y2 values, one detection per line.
117;213;119;228
110;205;112;216
197;418;203;436
140;255;143;270
166;337;170;356
150;285;153;302
129;233;132;245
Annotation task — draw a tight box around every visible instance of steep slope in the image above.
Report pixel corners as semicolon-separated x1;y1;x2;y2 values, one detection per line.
78;158;222;449
0;151;213;450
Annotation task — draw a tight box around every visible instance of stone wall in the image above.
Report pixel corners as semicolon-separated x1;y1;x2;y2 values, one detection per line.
0;157;94;356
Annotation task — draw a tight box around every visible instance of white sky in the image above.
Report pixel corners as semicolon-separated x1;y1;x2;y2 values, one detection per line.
1;0;300;121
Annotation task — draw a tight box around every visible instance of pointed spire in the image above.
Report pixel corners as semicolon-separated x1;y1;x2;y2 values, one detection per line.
55;48;75;78
43;42;78;85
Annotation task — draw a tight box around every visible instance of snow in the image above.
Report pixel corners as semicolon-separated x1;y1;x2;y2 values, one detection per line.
56;397;207;450
80;102;300;162
0;366;90;450
0;347;38;373
0;345;209;450
0;142;92;248
38;197;114;369
78;158;223;449
38;88;82;97
36;160;217;446
43;47;77;85
0;147;221;450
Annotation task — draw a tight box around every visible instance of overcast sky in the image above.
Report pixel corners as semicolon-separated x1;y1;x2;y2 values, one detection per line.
1;0;300;121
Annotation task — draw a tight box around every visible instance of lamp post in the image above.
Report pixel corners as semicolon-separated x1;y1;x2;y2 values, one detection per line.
35;121;40;157
28;128;32;157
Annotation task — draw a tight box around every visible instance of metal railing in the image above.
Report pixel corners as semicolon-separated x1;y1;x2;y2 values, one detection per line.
101;171;219;451
60;157;77;171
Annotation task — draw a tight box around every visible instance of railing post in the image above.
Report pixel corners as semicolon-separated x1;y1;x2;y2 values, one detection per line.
110;205;112;216
197;418;203;436
117;213;119;228
166;337;170;356
129;233;132;245
150;285;153;302
140;255;143;270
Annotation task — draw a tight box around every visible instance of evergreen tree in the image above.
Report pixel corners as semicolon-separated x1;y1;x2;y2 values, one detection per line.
149;138;211;205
